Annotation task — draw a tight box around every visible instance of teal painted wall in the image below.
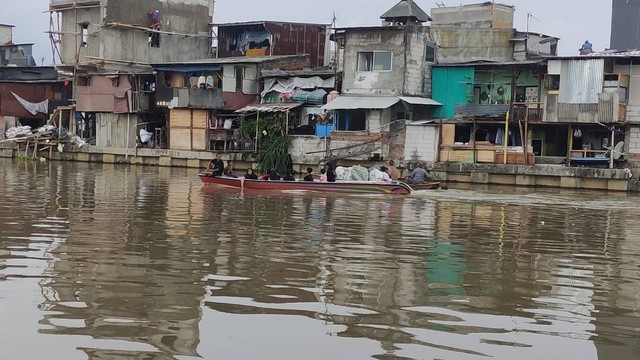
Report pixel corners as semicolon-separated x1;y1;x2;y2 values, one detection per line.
432;67;475;119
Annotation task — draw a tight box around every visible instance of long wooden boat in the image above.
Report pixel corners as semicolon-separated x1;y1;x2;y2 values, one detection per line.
198;173;412;195
410;182;442;190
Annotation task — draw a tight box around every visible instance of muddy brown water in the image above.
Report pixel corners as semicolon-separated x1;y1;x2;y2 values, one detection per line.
1;159;639;359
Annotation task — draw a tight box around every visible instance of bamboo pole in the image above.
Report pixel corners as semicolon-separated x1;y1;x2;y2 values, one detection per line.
102;22;212;38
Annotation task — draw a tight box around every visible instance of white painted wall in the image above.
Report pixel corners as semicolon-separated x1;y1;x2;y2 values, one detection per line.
614;63;640;122
289;136;328;164
628;126;640;157
403;125;439;163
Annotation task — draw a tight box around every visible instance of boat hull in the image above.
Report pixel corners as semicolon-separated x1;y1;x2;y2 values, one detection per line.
410;182;441;190
199;174;412;195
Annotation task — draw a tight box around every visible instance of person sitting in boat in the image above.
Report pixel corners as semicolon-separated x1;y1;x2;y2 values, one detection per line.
387;160;399;180
320;168;327;182
244;168;258;180
325;163;337;182
268;168;281;181
405;162;431;184
283;170;296;181
223;161;238;178
207;153;225;177
376;166;393;182
303;167;314;181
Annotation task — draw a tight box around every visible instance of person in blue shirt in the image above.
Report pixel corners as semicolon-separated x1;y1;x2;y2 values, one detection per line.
580;40;593;55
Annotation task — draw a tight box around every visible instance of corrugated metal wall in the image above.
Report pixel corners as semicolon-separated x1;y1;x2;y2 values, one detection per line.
432;67;474;118
544;92;618;123
559;59;604;104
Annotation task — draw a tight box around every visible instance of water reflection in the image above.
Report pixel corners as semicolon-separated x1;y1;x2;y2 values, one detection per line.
1;159;640;359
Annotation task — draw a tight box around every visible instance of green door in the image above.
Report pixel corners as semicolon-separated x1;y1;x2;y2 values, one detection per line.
432;67;475;119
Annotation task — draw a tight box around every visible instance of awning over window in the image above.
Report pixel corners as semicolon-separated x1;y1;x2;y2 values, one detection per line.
399;96;442;106
322;96;400;110
235;102;303;113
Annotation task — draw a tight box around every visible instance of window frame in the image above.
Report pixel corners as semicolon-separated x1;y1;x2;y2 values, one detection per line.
80;23;89;47
425;42;436;63
335;109;367;132
356;51;393;72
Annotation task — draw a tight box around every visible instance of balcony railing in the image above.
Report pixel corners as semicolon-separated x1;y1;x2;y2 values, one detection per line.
513;102;544;122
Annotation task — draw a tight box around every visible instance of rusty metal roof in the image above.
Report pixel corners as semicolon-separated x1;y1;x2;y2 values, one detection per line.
235;102;303;113
152;55;309;66
380;0;432;22
212;21;329;27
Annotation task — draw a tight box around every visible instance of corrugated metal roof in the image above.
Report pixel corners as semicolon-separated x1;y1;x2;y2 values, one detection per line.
454;104;509;118
434;60;544;67
322;96;399;110
212;21;329;27
559;59;604;104
235;102;302;113
153;65;222;72
380;0;432;22
407;120;436;126
399;96;442;106
151;55;308;66
261;67;336;78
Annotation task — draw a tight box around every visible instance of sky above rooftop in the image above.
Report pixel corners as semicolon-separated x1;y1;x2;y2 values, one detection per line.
3;0;611;66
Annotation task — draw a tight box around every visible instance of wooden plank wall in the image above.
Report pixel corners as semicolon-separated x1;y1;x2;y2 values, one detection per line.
169;109;208;150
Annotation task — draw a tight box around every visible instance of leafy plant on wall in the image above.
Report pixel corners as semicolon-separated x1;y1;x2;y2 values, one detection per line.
241;113;291;174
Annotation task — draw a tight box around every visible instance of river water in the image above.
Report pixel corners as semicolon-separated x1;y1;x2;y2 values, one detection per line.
1;159;639;360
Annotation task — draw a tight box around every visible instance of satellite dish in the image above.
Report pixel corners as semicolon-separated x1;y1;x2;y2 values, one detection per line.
613;141;625;160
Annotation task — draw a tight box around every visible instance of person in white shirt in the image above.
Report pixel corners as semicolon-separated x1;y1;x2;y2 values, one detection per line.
376;166;392;182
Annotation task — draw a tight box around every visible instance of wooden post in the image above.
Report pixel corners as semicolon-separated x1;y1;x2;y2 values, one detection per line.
518;118;525;164
610;126;615;169
472;116;477;163
567;125;573;160
524;117;529;164
254;111;260;152
503;111;509;164
285;110;290;135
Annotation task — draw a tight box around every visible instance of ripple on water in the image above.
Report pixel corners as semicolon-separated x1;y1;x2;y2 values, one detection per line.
2;161;640;359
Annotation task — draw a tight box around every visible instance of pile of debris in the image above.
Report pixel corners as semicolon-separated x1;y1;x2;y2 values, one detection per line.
2;124;87;158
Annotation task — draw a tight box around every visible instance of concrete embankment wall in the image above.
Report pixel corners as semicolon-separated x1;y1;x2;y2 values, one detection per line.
432;163;633;191
1;144;637;191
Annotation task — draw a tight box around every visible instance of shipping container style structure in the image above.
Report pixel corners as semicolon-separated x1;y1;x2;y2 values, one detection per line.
214;21;331;68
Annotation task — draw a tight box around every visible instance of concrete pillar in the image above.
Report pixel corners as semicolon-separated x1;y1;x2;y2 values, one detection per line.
560;176;581;189
159;156;172;167
470;171;489;184
515;175;536;186
103;154;116;163
187;159;201;168
608;179;629;191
